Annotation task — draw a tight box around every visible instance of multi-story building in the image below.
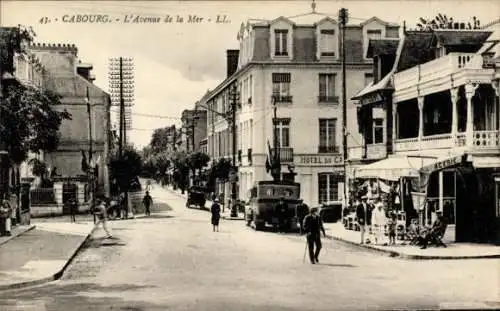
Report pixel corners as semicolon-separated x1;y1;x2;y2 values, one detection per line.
204;13;399;206
352;22;500;244
180;109;207;153
26;43;111;187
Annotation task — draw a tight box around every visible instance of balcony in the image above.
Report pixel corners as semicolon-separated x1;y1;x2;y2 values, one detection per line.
318;146;339;153
318;96;339;104
273;147;294;163
272;95;293;103
393;53;486;96
394;131;500;153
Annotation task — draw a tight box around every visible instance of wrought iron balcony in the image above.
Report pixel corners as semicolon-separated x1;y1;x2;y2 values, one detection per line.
273;147;294;163
318;146;339;153
272;95;293;103
318;96;339;104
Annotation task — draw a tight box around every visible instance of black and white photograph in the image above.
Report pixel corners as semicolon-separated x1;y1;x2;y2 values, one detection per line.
0;0;499;310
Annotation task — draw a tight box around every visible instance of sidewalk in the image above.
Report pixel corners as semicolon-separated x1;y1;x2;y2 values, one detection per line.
0;219;96;291
162;185;245;220
324;222;500;260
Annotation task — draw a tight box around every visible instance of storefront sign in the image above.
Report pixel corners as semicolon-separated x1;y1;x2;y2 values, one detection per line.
422;155;463;173
360;92;384;106
296;155;343;166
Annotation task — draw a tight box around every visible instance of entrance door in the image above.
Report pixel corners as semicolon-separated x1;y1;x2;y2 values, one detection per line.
62;182;77;215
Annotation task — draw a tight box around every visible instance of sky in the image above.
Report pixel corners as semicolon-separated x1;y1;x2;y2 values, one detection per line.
1;0;498;149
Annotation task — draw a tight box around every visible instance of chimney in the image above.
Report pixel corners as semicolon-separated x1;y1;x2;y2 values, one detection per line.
226;49;239;78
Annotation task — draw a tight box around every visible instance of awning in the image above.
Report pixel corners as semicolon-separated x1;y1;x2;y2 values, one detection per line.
351;73;392;102
355;154;466;181
355;155;437;181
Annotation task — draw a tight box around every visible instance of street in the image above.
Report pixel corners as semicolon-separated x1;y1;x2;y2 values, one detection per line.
0;184;498;311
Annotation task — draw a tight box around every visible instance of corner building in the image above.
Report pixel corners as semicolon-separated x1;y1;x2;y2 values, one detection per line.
205;14;399;207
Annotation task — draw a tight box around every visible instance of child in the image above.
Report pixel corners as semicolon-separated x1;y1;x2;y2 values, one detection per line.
388;213;397;245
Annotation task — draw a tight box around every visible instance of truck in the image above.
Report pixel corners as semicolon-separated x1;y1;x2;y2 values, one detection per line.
244;180;301;231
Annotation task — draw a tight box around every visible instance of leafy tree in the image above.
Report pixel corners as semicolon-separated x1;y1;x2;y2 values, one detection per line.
187;151;210;184
109;147;142;193
150;126;175;153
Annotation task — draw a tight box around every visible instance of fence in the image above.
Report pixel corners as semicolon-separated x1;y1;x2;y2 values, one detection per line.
30;187;57;205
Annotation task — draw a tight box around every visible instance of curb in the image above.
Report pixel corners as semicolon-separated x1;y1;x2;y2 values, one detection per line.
325;235;500;260
0;225;36;247
0;225;97;292
222;216;245;221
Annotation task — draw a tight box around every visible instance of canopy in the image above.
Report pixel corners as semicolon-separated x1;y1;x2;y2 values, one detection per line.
355;155;437;181
354;154;465;181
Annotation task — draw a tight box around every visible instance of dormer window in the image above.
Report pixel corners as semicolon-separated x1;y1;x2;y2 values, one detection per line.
320;29;336;57
274;29;288;56
367;29;382;39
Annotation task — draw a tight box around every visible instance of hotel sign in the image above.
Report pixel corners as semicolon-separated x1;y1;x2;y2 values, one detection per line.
296;154;343;166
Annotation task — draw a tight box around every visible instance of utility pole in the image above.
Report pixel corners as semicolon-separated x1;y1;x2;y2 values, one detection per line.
118;57;124;158
86;87;96;224
272;96;281;182
339;8;349;217
229;84;239;217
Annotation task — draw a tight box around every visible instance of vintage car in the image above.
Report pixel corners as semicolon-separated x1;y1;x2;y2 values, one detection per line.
244;180;301;231
318;201;343;223
186;186;207;209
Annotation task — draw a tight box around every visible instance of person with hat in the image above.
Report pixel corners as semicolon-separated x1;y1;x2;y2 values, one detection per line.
302;206;326;264
356;195;369;244
210;197;221;232
295;199;309;234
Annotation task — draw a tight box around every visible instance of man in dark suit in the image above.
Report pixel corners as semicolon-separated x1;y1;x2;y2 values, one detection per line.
302;207;326;264
356;195;369;244
295;199;309;234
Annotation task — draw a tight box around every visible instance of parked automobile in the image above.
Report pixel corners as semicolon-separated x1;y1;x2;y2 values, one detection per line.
186;186;208;209
319;201;343;223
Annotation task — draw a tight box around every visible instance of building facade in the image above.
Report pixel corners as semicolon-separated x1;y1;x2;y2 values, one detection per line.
352;23;500;244
204;14;400;207
26;43;111;186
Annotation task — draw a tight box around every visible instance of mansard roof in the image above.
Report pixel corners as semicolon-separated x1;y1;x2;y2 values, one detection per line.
397;31;435;72
367;38;400;58
430;30;492;48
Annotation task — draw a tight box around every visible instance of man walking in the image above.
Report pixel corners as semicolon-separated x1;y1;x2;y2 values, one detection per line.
356;195;369;244
142;191;153;216
302;207;326;264
94;198;112;238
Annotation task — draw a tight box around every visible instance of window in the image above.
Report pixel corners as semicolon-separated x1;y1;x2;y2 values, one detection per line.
320;29;336;57
319;119;337;153
273;118;290;147
364;73;373;86
272;73;292;102
274;29;288;56
367;29;382;39
318;74;337;102
318;173;342;203
248;75;253;104
373;118;384;144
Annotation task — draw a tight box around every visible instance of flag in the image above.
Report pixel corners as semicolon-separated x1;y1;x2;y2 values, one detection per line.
81;150;88;173
266;140;273;173
265;157;271;173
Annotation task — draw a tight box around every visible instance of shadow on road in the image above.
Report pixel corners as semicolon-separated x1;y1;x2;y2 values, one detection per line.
316;263;357;268
85;237;127;248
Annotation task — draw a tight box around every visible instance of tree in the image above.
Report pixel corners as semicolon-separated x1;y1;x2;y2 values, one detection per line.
109;147;142;193
150;126;175;153
187;151;210;185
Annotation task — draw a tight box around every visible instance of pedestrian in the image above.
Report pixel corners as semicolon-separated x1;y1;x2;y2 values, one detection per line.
142;191;153;216
388;212;397;245
356;195;369;244
302;207;326;264
94;198;113;238
295;199;309;234
68;198;78;222
9;191;18;227
210;198;221;232
120;192;128;219
1;193;12;236
275;197;288;232
371;197;387;245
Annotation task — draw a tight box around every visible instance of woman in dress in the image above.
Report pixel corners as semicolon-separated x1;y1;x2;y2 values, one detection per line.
211;198;221;232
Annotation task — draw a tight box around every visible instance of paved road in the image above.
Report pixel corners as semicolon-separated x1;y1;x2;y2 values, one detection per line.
0;183;497;311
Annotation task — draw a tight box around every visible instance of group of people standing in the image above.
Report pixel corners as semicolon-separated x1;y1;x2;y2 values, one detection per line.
355;195;397;245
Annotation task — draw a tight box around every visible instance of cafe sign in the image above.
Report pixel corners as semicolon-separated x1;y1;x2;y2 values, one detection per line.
295;154;343;166
421;155;464;174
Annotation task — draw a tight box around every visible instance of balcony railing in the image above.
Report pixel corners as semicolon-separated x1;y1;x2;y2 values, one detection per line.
393;53;481;90
318;96;339;104
394;130;500;152
273;147;294;163
318;146;339;153
473;130;500;149
272;95;293;103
